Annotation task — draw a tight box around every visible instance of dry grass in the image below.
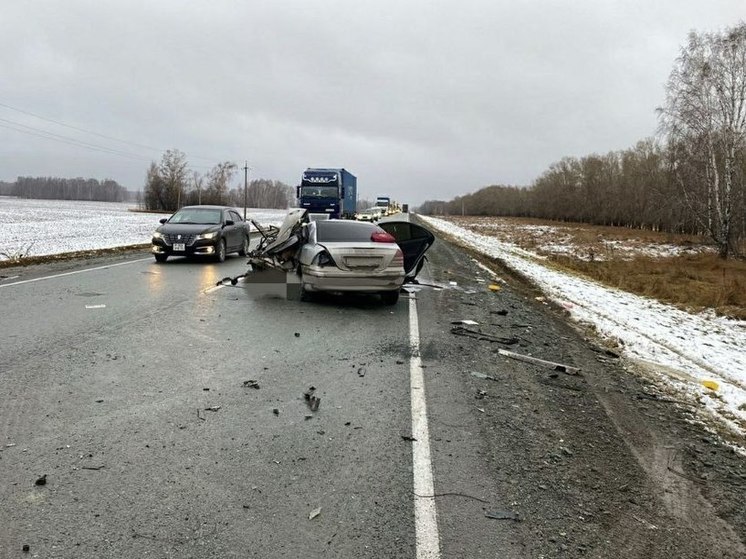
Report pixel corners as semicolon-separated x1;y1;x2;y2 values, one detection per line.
449;216;746;320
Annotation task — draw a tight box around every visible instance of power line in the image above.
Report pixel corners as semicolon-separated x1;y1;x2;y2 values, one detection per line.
0;100;223;163
0;119;154;162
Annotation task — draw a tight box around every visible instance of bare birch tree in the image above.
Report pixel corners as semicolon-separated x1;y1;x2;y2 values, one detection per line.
659;23;746;257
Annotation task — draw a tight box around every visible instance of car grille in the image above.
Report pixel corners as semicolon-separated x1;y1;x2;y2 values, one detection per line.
164;234;196;246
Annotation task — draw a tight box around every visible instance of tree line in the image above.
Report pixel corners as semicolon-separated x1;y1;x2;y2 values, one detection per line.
419;22;746;258
7;176;128;202
141;149;293;211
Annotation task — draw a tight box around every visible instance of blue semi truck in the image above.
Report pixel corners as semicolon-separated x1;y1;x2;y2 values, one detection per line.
296;168;357;219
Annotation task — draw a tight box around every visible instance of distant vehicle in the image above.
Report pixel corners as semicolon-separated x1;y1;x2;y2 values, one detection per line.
401;204;409;213
151;205;250;263
297;168;357;219
355;207;384;222
375;196;391;214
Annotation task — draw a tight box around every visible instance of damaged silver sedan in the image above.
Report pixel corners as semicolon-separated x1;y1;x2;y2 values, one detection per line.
241;209;434;305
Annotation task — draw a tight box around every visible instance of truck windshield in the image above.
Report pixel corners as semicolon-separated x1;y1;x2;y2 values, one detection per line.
300;186;338;198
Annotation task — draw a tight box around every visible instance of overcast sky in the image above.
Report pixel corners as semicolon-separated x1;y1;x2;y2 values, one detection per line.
1;1;744;205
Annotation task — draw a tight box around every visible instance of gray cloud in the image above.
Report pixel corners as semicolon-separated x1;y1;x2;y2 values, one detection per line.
1;1;743;204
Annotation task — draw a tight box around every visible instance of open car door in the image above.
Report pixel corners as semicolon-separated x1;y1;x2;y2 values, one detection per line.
378;221;435;282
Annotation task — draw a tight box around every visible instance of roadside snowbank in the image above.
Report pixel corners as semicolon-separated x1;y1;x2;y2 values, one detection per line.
0;197;287;260
421;216;746;437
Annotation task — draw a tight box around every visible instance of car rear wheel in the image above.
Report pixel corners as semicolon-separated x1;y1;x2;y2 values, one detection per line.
154;254;168;263
380;290;399;305
215;239;226;262
238;236;250;256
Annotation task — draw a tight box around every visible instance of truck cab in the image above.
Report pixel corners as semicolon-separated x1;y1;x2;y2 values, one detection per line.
297;168;357;219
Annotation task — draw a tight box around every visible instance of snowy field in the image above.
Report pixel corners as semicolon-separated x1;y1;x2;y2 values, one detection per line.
421;216;746;440
0;197;287;260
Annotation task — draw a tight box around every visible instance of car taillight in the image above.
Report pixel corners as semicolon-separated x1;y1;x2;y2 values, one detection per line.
371;231;396;243
312;250;335;267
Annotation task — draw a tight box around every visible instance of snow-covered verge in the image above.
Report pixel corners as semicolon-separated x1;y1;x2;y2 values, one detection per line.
421;215;746;439
0;197;287;260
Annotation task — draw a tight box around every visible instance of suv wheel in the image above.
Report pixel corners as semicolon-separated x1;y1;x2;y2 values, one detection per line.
215;239;226;262
238;236;250;256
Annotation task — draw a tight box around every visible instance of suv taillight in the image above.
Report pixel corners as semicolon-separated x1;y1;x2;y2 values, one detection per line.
371;231;396;243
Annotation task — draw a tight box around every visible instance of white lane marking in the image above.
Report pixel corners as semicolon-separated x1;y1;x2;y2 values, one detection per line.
85;304;106;309
409;296;441;558
0;258;153;288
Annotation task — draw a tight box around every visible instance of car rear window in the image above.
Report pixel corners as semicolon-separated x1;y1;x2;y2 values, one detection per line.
316;221;379;242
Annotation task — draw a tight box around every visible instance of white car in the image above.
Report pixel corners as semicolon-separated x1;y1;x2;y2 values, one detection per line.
247;210;434;305
355;207;384;222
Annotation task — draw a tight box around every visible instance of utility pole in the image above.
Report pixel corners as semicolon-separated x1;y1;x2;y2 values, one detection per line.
243;161;249;220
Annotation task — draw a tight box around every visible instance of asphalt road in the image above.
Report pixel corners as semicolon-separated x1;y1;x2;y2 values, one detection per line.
1;231;744;558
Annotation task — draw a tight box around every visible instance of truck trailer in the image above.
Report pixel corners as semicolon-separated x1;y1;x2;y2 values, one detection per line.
297;168;357;219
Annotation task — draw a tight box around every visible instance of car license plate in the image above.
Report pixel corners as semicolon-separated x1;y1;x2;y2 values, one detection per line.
345;257;380;267
173;243;186;252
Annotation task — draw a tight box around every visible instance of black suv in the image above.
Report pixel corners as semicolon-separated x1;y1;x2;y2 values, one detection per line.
151;205;250;263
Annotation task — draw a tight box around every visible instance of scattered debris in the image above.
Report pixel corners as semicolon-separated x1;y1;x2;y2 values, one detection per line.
273;408;280;415
497;349;580;375
22;544;30;553
396;360;405;365
304;387;321;412
451;325;520;345
471;371;499;382
491;309;509;316
309;507;322;520
82;465;105;471
202;387;210;391
243;380;260;389
85;304;106;309
197;409;205;421
475;390;487;399
204;406;222;412
488;284;501;292
632;515;659;530
357;367;366;377
294;332;300;338
5;443;16;448
95;399;104;403
35;475;47;486
485;510;521;521
449;281;458;286
451;319;479;326
401;435;417;442
701;380;719;391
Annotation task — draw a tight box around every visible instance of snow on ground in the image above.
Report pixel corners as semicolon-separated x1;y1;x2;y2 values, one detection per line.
0;197;287;260
464;219;715;261
422;216;746;437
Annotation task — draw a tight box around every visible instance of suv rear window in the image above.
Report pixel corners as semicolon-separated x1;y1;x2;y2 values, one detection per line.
316;221;379;242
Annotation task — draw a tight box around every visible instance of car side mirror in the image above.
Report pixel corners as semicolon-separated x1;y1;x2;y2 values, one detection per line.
159;218;168;224
224;219;235;227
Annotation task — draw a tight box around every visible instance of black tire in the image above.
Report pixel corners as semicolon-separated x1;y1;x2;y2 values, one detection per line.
238;236;250;256
380;290;400;305
215;239;227;263
154;254;168;263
